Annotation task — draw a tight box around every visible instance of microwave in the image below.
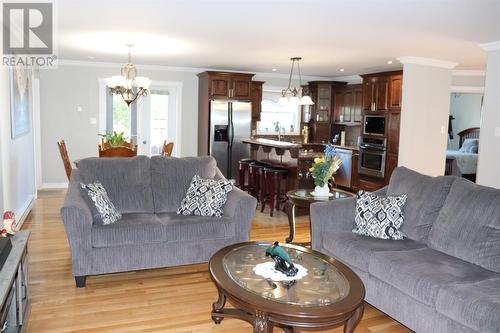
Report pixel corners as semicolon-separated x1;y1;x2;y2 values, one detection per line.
363;115;386;136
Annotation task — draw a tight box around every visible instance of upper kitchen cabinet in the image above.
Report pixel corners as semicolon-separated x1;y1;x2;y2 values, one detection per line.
251;81;264;121
389;74;403;110
336;84;363;123
362;75;388;112
197;71;255;101
306;81;347;142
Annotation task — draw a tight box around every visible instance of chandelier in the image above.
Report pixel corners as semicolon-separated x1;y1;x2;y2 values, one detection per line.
278;57;314;106
105;44;151;106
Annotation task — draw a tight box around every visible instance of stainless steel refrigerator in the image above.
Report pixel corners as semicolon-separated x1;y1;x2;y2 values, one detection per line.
210;100;251;182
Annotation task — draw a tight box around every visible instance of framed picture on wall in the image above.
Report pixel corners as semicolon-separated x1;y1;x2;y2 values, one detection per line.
9;65;32;138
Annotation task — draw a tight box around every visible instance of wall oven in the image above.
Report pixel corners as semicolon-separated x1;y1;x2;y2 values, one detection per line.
363;115;386;137
358;137;387;178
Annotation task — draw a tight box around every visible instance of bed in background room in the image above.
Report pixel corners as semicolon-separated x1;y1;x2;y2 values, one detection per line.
445;127;480;182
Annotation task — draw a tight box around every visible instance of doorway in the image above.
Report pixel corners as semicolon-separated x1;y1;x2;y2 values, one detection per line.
100;80;182;156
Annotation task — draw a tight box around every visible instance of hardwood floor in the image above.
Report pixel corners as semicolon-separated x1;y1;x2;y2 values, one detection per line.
23;190;412;333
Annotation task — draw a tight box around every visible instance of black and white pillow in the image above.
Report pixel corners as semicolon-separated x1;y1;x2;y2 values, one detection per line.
352;190;407;240
80;181;122;225
177;175;233;217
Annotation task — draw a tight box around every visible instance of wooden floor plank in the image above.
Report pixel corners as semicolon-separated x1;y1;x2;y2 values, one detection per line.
22;190;412;333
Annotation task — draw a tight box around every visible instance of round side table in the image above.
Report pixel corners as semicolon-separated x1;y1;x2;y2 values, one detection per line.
285;188;355;244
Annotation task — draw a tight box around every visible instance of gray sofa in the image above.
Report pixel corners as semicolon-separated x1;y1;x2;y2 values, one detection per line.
311;167;500;333
61;156;257;287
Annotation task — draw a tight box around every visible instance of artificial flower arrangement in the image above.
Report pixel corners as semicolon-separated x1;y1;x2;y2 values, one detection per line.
308;142;342;196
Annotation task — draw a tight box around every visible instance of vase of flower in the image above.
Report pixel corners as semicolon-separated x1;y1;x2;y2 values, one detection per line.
313;183;330;197
309;142;342;197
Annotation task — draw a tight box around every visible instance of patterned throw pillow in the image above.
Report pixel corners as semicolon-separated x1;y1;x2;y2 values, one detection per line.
353;190;407;240
80;182;122;225
177;175;233;217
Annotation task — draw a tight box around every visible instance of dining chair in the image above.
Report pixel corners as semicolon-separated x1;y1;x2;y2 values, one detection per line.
99;145;138;157
162;141;174;156
57;140;73;180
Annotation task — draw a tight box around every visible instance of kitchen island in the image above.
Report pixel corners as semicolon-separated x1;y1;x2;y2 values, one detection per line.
242;138;359;190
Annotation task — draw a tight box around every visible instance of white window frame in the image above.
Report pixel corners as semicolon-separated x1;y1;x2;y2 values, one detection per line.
256;85;301;136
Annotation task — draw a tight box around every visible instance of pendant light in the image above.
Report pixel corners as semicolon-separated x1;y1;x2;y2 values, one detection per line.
278;57;314;106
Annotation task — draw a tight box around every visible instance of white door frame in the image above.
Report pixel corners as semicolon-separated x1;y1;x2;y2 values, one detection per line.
98;79;183;156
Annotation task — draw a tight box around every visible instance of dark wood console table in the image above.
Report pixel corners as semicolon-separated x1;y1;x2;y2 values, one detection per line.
0;231;30;333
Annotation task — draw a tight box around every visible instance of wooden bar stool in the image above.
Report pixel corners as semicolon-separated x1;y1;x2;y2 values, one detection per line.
248;161;271;201
237;159;255;191
261;166;289;217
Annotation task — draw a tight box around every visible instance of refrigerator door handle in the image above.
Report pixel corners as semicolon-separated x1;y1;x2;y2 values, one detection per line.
227;102;233;179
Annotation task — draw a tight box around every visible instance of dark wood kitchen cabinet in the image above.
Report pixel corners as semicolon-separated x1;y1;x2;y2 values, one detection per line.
306;81;347;142
198;71;254;101
251;81;264;121
358;70;403;189
337;84;363;123
362;75;389;112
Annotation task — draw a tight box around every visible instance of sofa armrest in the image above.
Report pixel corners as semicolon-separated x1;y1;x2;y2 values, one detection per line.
224;186;257;242
310;186;389;251
60;171;93;275
310;197;356;251
215;168;257;241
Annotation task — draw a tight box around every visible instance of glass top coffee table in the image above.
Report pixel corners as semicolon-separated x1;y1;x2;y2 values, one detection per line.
209;242;365;333
285;189;355;243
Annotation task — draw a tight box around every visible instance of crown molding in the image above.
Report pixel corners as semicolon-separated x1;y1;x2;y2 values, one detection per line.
56;59;333;81
479;41;500;51
397;56;458;69
452;69;485;77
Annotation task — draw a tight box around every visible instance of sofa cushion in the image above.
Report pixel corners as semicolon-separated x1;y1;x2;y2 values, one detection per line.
322;231;426;272
177;175;233;217
77;156;154;214
353;190;408;240
428;178;500;273
387;167;456;242
368;247;497;306
92;213;165;247
436;277;500;333
92;213;235;248
80;181;122;225
151;156;217;213
156;213;235;242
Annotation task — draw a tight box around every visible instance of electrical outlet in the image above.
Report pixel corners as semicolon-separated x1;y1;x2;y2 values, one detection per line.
89;117;97;125
494;127;500;137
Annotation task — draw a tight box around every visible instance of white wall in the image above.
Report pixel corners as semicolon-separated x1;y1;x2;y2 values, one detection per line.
398;60;453;176
448;93;483;149
0;67;37;225
477;47;500;189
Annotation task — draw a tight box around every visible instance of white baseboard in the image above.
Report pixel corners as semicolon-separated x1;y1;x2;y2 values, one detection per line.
15;196;36;230
40;182;68;189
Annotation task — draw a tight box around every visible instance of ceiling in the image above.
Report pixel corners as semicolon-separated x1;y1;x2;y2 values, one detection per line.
58;0;500;77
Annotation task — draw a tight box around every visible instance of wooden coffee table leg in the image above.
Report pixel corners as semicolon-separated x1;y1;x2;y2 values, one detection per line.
343;302;364;333
211;288;227;324
285;201;296;243
253;310;273;333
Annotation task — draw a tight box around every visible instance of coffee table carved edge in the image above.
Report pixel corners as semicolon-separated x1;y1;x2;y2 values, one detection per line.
285;189;355;244
209;242;365;333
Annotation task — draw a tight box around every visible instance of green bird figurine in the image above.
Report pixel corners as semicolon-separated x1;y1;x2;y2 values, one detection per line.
265;242;298;277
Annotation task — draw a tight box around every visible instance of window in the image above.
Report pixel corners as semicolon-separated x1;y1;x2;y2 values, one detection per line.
112;94;131;137
149;92;169;155
257;90;300;135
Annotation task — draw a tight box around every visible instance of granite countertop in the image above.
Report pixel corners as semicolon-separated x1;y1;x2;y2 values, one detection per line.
241;138;301;149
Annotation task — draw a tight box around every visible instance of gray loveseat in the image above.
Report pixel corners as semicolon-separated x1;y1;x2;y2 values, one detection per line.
61;156;257;288
311;167;500;333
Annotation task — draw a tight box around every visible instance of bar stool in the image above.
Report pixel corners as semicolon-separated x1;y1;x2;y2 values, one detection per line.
248;161;271;201
237;158;255;191
261;166;289;217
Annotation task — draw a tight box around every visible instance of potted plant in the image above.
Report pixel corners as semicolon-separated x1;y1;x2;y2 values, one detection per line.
98;131;128;147
309;142;342;197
